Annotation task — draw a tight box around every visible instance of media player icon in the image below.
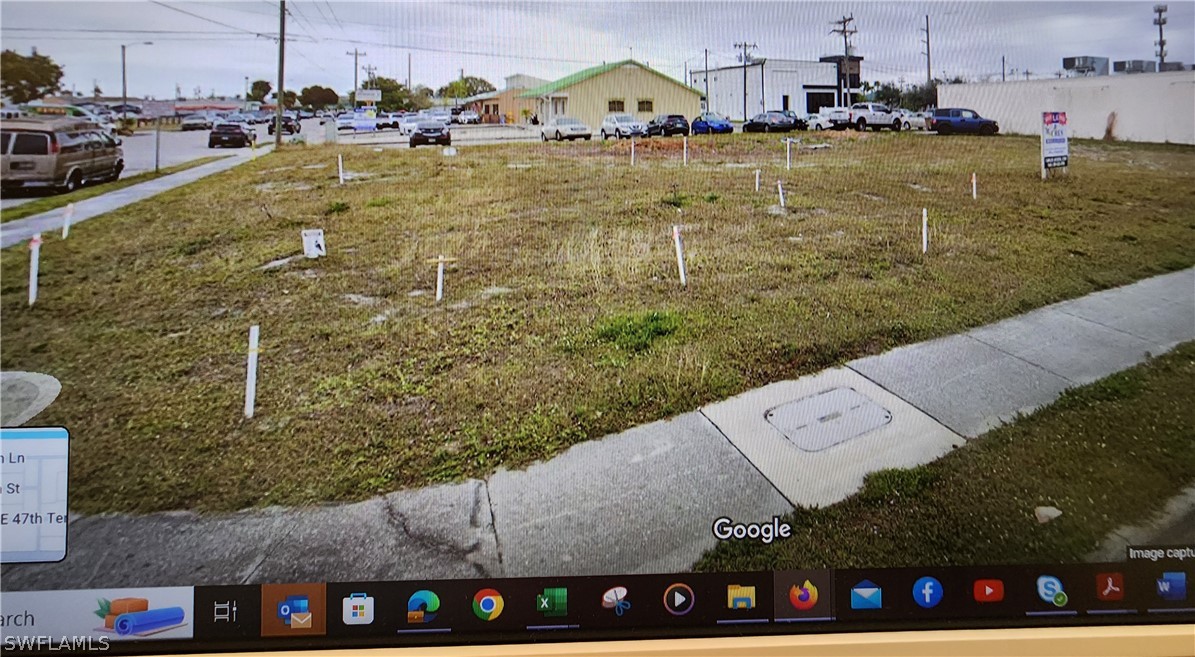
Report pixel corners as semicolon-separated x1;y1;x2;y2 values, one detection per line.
663;583;694;616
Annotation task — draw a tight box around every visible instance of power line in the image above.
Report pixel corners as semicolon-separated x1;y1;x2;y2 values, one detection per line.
2;27;246;35
147;1;268;38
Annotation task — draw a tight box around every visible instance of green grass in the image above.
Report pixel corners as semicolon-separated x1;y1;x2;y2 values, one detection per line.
1;132;1193;514
0;155;229;223
695;342;1195;569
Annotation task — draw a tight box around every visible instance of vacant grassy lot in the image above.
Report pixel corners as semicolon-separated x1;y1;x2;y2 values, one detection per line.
696;341;1195;570
1;132;1192;513
0;155;230;223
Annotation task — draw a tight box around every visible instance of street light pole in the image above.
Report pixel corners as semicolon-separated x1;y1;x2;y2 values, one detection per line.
120;41;152;123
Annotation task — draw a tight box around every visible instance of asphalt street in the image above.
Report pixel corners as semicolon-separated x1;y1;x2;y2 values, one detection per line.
1;120;537;210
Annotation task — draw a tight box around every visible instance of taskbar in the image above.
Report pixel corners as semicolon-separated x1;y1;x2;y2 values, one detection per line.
1;559;1192;654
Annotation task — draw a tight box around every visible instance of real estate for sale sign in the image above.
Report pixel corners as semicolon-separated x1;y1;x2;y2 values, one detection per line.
1041;112;1069;179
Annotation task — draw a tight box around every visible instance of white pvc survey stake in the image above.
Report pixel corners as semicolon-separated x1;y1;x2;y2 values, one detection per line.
337;154;345;185
630;139;636;167
777;180;786;209
61;203;75;239
971;172;977;200
244;325;260;419
922;208;929;254
673;225;688;287
755;169;761;192
28;233;41;306
426;255;457;302
683;137;688;166
786;139;792;170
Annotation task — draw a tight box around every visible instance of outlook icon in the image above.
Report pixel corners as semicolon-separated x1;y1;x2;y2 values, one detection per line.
913;577;944;609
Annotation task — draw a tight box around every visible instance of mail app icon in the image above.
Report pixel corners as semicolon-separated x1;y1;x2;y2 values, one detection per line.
851;580;883;610
290;612;313;629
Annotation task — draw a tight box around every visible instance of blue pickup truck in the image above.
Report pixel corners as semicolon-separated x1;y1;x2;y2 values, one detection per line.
928;108;999;135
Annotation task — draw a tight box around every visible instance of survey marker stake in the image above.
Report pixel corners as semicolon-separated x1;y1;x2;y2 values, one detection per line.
426;255;458;302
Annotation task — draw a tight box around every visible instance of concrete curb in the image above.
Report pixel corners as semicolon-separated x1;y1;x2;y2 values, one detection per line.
1086;485;1195;562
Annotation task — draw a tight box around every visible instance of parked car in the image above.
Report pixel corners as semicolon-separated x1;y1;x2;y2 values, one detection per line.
427;109;453;124
336;113;355;130
690;112;733;134
180;114;212;131
645;114;690;137
1;117;124;193
409;121;451;147
599;113;648;139
844;102;902;131
776;110;809;131
540;116;592;141
298;109;314;119
208;123;255;148
742;111;796;132
804;113;833;131
928;108;999;135
398;113;424;136
894;109;929;131
268;116;301;135
458;110;481;125
253;111;275;124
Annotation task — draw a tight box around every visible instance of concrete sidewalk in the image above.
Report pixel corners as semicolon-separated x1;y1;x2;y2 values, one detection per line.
2;268;1191;590
0;147;271;249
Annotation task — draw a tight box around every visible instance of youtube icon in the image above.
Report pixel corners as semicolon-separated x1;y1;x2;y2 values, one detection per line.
973;579;1004;603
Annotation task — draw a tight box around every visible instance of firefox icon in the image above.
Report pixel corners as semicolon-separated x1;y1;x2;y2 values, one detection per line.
788;580;819;611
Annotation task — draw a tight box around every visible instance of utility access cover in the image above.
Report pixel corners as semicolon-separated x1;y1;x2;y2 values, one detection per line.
764;387;892;452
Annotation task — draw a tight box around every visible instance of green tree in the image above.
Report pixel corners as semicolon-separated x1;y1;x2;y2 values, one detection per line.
871;82;903;108
904;81;939;111
248;79;272;102
298;85;339;108
1;49;64;103
435;76;495;101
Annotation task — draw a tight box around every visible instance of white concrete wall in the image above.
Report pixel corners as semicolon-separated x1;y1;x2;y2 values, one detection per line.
938;71;1195;144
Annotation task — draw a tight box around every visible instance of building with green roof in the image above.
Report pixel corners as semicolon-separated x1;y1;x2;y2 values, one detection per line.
519;60;701;134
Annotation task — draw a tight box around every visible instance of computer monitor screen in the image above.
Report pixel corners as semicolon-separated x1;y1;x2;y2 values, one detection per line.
1;1;1193;655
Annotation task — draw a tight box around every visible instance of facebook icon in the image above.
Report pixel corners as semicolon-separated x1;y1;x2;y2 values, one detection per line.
913;577;944;609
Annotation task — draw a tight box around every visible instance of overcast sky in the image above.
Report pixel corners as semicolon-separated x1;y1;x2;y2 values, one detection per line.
3;0;1193;100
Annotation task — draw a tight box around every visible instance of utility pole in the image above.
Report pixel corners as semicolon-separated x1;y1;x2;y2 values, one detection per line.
275;0;285;147
346;48;366;99
362;64;377;88
1154;4;1168;66
733;41;757;121
1002;55;1006;82
919;15;931;89
704;48;709;110
1023;69;1032;81
830;15;857;106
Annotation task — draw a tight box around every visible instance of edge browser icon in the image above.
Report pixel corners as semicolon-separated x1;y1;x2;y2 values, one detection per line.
850;580;882;610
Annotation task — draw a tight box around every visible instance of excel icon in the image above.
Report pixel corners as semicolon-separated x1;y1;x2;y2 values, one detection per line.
536;588;568;617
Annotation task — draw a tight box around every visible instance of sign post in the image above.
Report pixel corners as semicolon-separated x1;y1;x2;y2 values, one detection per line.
1041;112;1069;181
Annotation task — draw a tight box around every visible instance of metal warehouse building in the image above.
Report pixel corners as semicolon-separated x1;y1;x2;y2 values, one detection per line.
689;58;846;121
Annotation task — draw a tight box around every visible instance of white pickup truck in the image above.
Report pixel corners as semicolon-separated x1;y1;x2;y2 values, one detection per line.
828;102;902;131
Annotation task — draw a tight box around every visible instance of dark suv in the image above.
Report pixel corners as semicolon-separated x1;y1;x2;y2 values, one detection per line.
208;123;255;148
646;114;690;137
410;121;451;148
268;116;301;135
928;108;999;135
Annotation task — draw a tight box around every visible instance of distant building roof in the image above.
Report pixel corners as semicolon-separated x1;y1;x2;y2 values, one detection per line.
520;60;701;98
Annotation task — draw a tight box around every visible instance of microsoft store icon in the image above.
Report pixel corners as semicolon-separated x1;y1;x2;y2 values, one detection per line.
536;588;568;617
